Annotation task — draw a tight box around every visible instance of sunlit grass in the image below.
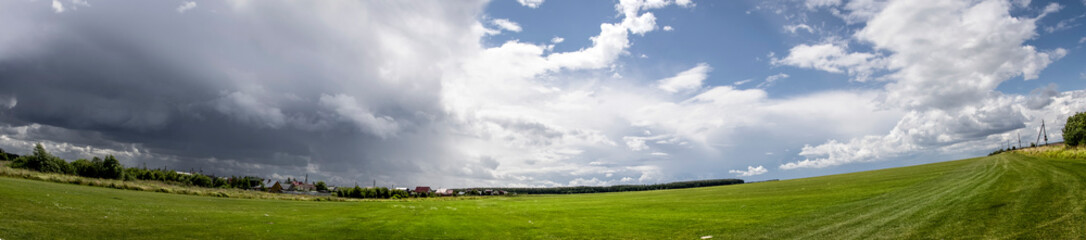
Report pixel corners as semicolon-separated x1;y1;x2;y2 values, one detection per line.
1016;143;1086;160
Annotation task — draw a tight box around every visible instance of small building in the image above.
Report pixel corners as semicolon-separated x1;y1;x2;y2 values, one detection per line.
268;181;284;193
286;181;316;192
414;186;431;193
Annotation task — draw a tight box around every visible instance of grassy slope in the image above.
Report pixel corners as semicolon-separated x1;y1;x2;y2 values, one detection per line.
1;153;1084;239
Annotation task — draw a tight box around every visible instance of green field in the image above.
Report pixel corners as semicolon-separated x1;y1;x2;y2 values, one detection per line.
2;153;1085;239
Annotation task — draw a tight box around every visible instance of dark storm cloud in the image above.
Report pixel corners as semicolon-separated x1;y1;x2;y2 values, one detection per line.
0;0;487;186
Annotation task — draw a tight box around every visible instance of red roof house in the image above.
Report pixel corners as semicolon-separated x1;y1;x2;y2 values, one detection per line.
414;186;431;193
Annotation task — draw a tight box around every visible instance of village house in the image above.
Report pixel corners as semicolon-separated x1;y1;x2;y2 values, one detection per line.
268;181;284;193
414;186;431;193
436;189;454;196
286;181;316;192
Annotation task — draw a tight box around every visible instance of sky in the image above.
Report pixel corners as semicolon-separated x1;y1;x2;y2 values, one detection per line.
0;0;1084;188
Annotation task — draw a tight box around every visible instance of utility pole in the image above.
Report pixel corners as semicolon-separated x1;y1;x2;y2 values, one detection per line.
1018;131;1022;148
1036;119;1049;146
1042;120;1049;145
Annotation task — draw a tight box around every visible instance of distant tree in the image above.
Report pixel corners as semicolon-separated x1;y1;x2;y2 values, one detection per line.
72;159;99;178
213;177;229;188
191;174;213;188
100;155;125;180
1065;112;1086;147
315;181;328;191
351;186;363;198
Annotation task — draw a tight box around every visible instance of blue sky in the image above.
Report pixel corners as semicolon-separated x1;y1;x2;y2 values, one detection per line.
0;0;1084;187
483;0;1086;97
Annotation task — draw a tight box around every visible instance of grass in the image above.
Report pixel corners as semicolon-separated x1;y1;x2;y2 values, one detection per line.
1;153;1085;239
1016;143;1086;160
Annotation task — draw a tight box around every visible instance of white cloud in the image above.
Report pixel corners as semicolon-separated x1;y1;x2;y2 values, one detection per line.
733;79;752;86
783;91;1086;169
616;0;688;35
545;23;630;70
662;25;674;31
650;152;668;156
623;12;658;35
778;0;1072;170
551;36;564;44
491;18;522;32
773;43;884;82
531;0;684;71
729;165;768;177
623;135;671;151
784;24;814;33
177;2;197;13
517;0;545;8
1080;37;1086;44
806;0;842;9
657;63;712;93
52;0;90;13
836;0;890;24
52;0;65;13
676;0;694;7
1041;2;1062;17
71;0;89;9
756;73;789;89
624;136;651;151
858;0;1066;110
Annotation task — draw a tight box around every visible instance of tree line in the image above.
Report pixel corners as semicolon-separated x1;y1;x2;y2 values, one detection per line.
455;178;745;195
3;144;263;189
334;186;424;199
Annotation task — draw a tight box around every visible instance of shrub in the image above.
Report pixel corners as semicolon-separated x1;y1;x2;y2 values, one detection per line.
191;174;213;188
100;155;125;180
72;159;99;178
1065;112;1086;147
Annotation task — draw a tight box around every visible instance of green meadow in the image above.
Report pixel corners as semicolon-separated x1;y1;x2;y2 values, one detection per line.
2;153;1085;239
